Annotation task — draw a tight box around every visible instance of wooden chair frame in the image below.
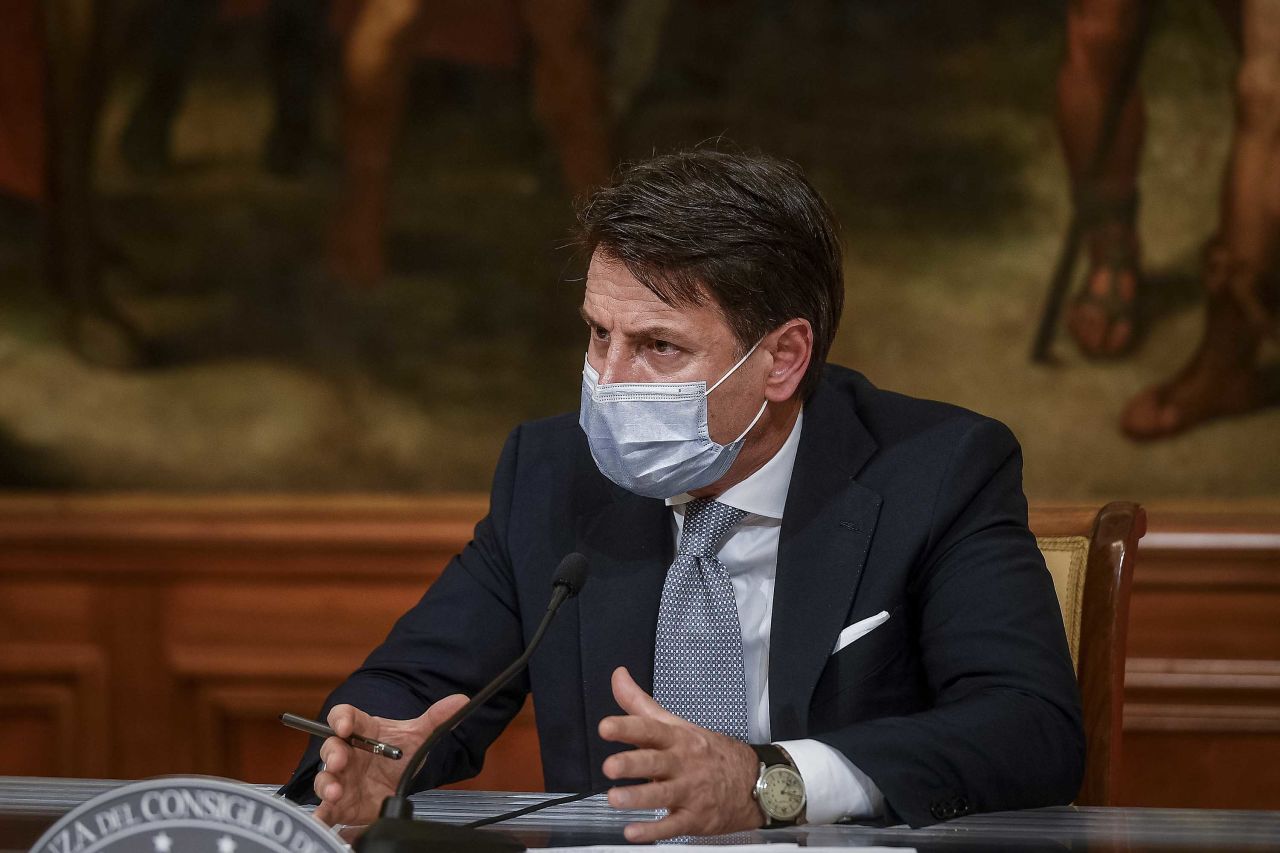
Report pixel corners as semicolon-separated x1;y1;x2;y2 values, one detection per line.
1029;501;1147;807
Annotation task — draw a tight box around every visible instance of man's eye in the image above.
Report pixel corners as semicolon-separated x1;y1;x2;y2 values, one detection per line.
592;326;609;341
652;340;675;354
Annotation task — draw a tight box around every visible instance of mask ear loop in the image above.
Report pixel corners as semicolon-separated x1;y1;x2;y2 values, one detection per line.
706;339;768;445
730;399;769;445
707;339;763;395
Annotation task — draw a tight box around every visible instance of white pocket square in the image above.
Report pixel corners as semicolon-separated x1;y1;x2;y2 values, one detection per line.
832;610;891;655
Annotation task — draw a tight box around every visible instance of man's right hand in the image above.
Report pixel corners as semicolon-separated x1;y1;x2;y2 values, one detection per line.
312;695;469;827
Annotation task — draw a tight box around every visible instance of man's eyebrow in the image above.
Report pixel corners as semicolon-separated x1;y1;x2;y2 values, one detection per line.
579;308;689;343
630;324;689;343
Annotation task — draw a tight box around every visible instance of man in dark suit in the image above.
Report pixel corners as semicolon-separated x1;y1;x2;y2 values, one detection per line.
282;150;1084;839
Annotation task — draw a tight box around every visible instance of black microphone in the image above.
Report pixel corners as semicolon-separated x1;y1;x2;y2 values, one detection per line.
355;553;590;853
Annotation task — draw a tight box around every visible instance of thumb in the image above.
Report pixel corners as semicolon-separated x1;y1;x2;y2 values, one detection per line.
422;693;470;732
611;666;679;722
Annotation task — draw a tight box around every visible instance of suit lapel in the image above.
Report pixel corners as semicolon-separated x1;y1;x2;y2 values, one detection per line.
769;381;882;740
575;485;672;788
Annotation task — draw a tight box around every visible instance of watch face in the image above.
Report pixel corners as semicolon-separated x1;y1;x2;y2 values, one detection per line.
758;766;805;821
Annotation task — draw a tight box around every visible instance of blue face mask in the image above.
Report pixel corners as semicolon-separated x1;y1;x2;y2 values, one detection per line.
579;342;767;499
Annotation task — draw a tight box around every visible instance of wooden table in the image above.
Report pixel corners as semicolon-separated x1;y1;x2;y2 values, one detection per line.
2;777;1278;852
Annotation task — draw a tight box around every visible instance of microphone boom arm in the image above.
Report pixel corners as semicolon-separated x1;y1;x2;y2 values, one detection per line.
389;582;573;806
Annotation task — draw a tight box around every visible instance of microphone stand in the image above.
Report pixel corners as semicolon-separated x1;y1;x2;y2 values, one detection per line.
355;566;584;853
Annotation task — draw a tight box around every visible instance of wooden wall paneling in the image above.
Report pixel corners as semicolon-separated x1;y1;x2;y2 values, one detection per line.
0;684;75;776
168;645;366;780
188;681;337;782
1;495;1279;808
0;576;109;779
1118;509;1280;808
1120;657;1280;807
163;580;434;652
1126;525;1280;662
164;573;425;782
0;580;97;643
0;686;77;778
103;581;173;780
166;645;544;789
0;644;108;777
1119;731;1280;809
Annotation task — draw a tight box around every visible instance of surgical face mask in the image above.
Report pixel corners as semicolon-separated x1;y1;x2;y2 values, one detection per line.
579;342;768;499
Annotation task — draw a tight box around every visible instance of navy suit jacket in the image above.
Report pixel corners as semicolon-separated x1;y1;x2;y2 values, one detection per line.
282;364;1084;827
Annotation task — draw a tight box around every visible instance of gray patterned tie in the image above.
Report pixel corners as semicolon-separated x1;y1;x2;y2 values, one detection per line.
652;499;751;741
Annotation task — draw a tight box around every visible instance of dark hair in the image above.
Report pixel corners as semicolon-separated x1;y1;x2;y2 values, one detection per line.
575;148;844;400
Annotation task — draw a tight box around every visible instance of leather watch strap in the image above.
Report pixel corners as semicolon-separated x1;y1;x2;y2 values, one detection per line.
750;743;805;827
751;743;793;770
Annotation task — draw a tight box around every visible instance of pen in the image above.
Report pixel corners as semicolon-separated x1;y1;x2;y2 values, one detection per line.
279;713;403;760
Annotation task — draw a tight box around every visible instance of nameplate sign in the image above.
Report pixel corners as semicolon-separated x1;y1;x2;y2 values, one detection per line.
31;777;346;853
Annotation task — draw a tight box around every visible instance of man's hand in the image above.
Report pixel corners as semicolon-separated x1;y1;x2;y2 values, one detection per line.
312;695;468;827
598;667;764;842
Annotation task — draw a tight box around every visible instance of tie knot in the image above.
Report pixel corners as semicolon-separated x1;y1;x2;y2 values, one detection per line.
678;499;747;558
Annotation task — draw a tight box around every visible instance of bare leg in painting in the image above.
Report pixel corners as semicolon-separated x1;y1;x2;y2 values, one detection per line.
44;0;147;368
263;0;330;176
329;0;612;290
518;0;613;197
327;0;423;290
121;0;329;176
1120;0;1280;439
118;0;218;174
1055;0;1146;358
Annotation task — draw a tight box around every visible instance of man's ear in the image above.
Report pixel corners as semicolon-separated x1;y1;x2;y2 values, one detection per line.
763;319;813;403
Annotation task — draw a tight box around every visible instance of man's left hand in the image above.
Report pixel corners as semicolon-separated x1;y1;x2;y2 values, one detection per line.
598;666;765;842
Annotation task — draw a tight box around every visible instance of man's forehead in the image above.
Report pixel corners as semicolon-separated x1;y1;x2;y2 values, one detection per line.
583;257;719;329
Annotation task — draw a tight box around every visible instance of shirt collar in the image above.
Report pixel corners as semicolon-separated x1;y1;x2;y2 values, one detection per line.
665;410;804;520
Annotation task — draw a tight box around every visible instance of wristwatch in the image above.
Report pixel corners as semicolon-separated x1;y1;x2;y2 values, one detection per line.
750;743;806;827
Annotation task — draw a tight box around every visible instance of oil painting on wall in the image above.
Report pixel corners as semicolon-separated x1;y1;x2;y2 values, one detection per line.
0;0;1276;498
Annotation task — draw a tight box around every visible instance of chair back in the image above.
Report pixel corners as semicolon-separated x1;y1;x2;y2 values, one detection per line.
1030;502;1146;807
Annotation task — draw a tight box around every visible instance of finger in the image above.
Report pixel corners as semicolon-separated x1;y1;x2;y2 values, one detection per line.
603;748;674;781
608;779;681;811
625;809;698;844
313;795;351;830
598;714;677;749
611;667;680;723
318;737;352;773
313;770;342;807
327;704;367;739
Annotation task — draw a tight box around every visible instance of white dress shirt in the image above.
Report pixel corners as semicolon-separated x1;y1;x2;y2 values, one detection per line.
666;410;885;825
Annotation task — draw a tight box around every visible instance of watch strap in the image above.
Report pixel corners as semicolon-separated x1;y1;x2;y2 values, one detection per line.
750;743;804;827
751;743;793;771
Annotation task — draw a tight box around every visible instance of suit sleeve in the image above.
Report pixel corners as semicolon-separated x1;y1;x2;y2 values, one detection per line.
813;419;1085;827
279;426;528;803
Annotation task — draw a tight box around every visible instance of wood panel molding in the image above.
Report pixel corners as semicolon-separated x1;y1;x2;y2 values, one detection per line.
0;644;108;777
0;495;489;548
0;495;488;580
1125;658;1280;734
188;683;340;781
1125;704;1280;733
1133;506;1280;591
1127;657;1280;690
167;645;384;778
169;646;368;681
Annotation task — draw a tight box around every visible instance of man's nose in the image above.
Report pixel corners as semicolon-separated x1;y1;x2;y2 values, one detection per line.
597;346;635;385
